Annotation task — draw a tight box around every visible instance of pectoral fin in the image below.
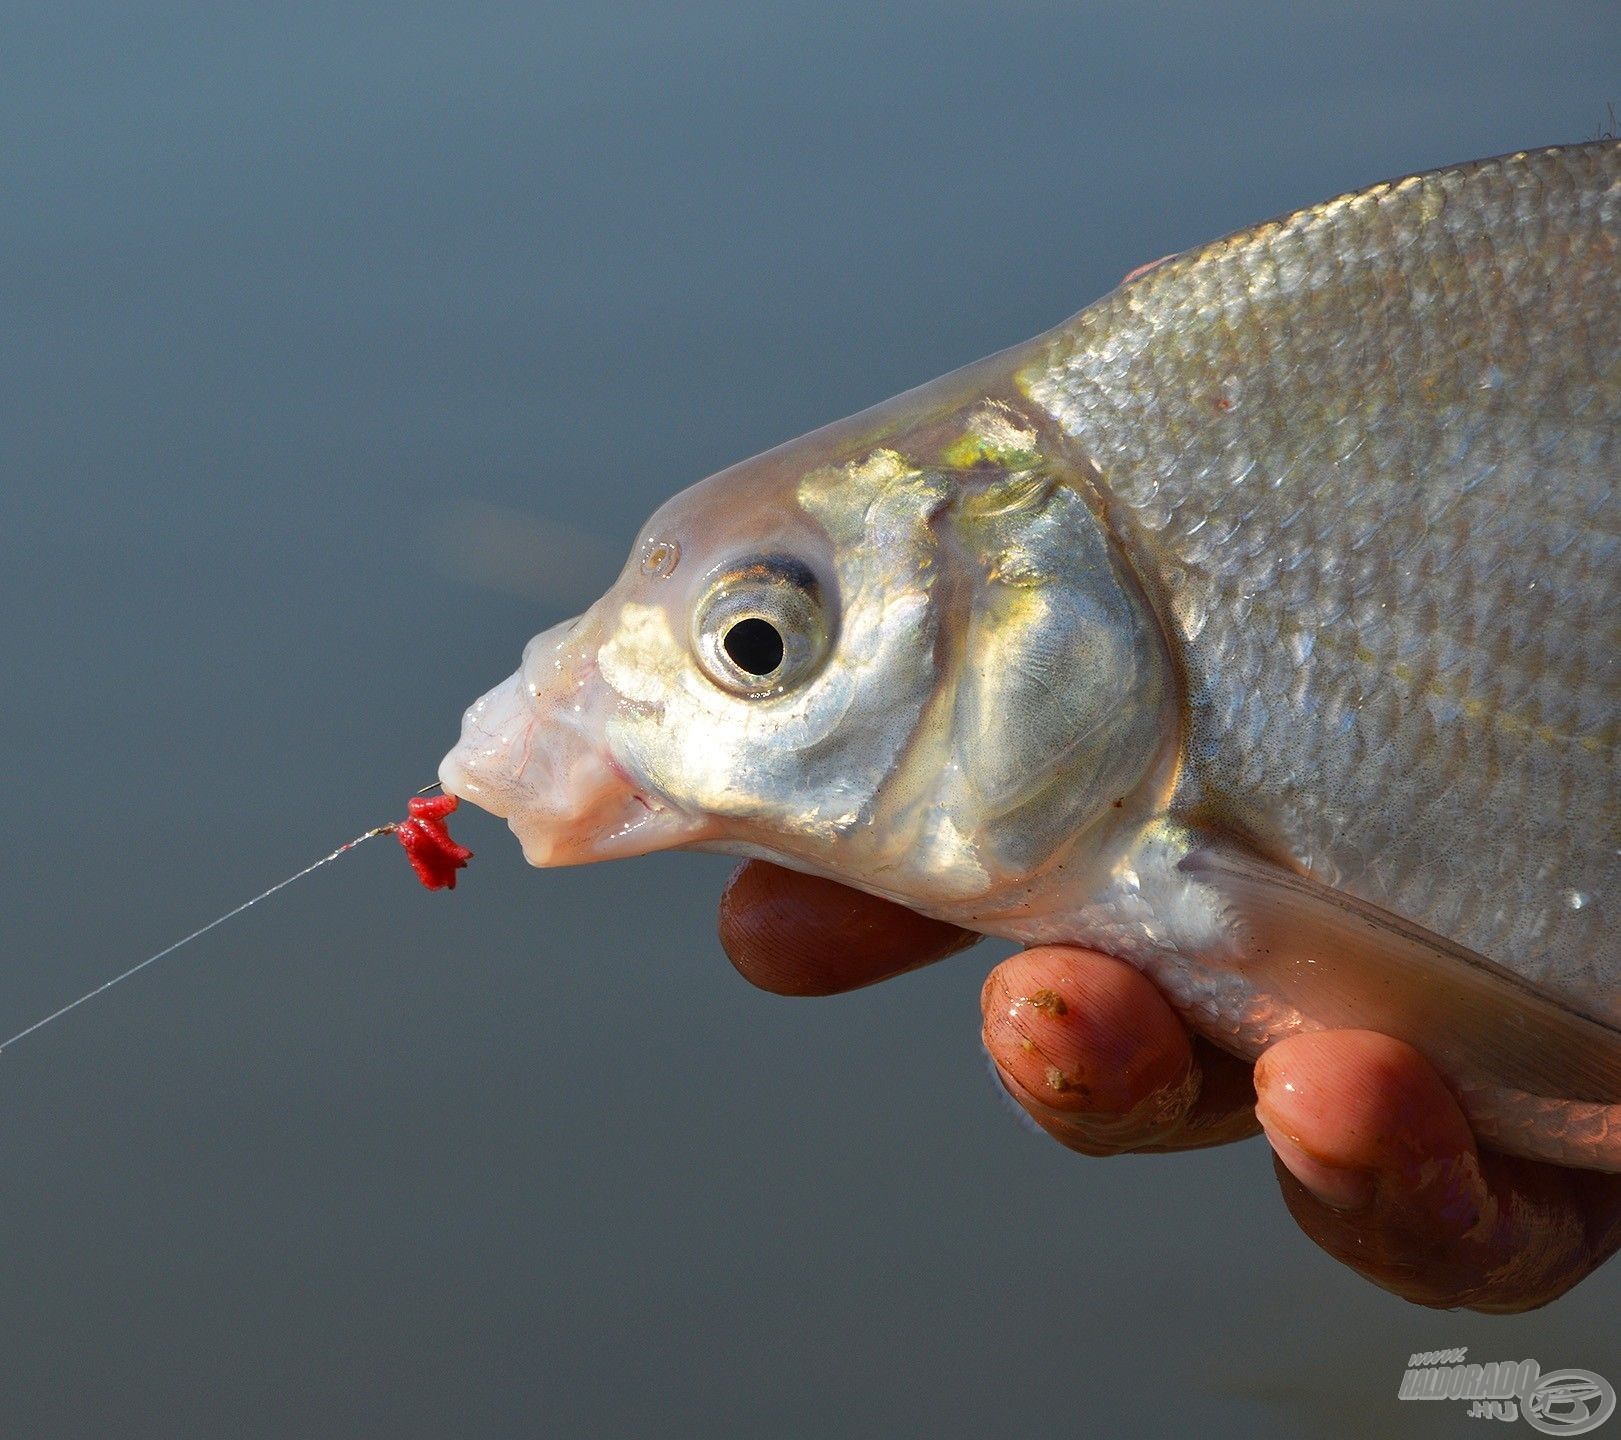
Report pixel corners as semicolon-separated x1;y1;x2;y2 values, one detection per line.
1182;841;1621;1107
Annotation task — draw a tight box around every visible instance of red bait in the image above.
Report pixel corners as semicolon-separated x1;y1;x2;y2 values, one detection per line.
395;794;474;890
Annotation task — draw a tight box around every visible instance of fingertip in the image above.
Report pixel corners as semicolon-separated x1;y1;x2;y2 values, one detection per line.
1256;1030;1475;1171
981;947;1193;1118
1256;1029;1483;1223
1253;1030;1621;1310
718;860;974;997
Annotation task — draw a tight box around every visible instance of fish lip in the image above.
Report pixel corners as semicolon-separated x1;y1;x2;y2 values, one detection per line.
438;635;716;866
437;673;537;822
504;785;712;867
437;747;513;819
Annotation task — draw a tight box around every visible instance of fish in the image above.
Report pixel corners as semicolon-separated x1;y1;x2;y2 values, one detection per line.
440;142;1621;1170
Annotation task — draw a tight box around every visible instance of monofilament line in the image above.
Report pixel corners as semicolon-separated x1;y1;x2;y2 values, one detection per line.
0;825;398;1057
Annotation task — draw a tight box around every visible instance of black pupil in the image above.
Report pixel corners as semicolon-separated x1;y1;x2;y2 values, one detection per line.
723;618;785;677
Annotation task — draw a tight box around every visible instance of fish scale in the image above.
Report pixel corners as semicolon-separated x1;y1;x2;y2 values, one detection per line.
1026;142;1618;1014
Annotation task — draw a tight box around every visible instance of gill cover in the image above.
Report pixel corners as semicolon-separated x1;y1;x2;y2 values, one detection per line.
931;470;1177;888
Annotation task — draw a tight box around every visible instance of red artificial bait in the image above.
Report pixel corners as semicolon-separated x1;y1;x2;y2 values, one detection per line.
394;793;474;890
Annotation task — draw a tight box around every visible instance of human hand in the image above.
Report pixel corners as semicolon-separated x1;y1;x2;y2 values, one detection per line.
718;860;1621;1313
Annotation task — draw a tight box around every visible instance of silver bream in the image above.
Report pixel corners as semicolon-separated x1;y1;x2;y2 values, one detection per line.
443;143;1620;1170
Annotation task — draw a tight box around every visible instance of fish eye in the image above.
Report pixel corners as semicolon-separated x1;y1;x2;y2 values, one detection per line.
692;556;831;698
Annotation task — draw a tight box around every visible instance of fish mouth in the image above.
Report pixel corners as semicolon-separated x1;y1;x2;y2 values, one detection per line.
438;619;712;866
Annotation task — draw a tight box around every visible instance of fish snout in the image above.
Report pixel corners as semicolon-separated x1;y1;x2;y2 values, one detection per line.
438;619;712;866
438;668;538;822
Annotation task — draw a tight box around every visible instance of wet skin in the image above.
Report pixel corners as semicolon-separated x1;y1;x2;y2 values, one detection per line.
719;862;1621;1313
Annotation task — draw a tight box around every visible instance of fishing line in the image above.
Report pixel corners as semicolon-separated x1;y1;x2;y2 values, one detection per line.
0;783;461;1058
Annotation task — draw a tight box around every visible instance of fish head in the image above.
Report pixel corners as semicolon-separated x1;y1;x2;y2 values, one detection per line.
440;378;1179;914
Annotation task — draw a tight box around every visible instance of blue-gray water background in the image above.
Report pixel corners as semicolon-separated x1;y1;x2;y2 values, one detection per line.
3;4;1618;1436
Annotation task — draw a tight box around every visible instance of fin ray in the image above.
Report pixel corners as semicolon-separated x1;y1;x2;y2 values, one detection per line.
1183;843;1621;1106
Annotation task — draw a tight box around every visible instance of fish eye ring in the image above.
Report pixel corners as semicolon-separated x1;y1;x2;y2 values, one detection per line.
691;556;831;698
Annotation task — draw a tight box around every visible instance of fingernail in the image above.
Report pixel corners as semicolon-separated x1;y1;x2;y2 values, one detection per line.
1258;1117;1376;1212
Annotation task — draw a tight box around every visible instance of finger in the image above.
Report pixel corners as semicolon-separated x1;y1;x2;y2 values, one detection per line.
1256;1030;1621;1312
981;947;1259;1155
718;860;977;997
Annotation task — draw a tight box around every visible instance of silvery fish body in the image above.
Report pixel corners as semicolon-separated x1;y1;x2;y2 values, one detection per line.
442;143;1621;1169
